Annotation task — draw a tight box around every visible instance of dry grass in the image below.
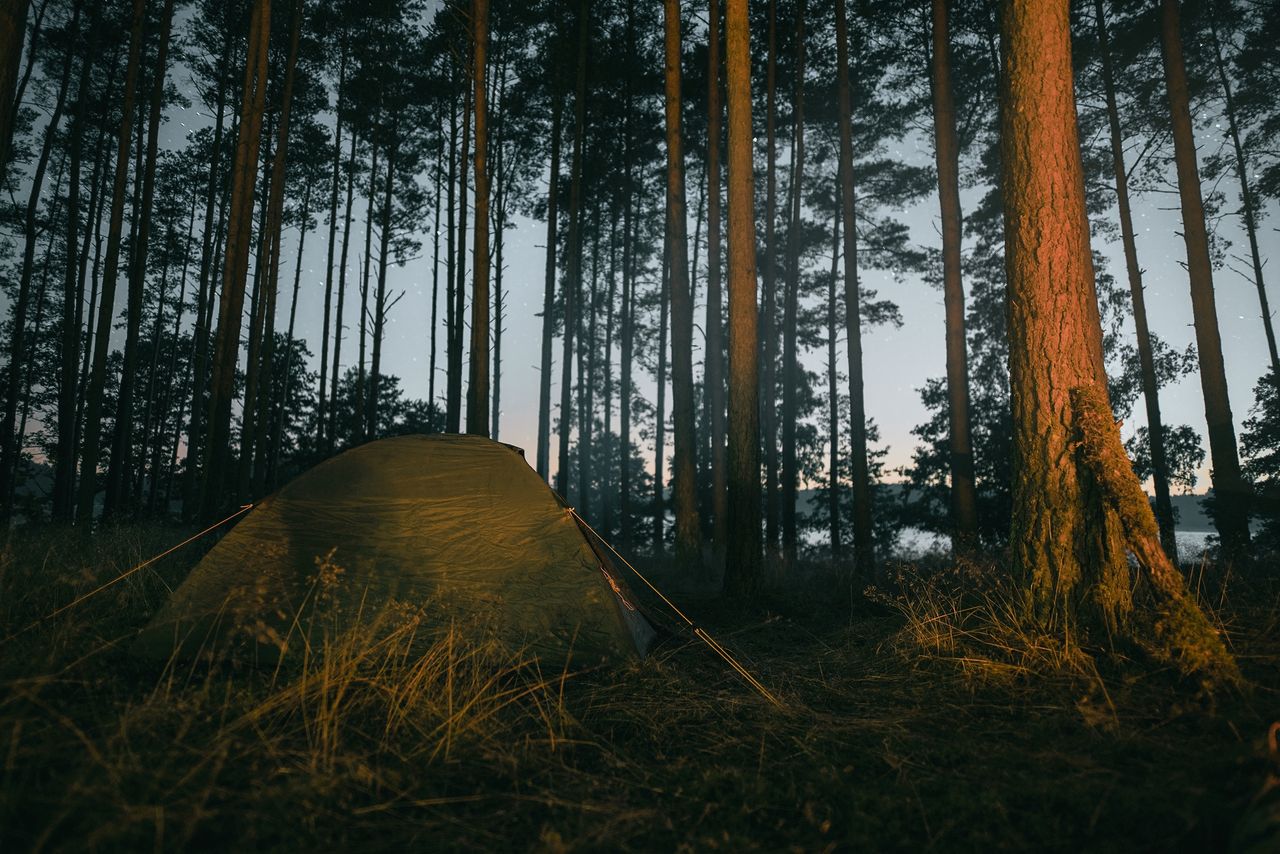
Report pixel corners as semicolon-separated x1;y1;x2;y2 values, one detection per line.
0;525;1277;851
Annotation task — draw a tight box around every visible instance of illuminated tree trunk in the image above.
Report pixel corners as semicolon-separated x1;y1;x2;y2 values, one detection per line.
663;0;703;569
1158;0;1251;556
836;0;875;578
1000;0;1238;689
1094;0;1177;560
929;0;979;554
77;0;146;523
723;0;762;596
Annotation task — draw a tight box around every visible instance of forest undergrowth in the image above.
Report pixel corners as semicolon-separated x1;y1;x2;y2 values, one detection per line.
0;524;1277;852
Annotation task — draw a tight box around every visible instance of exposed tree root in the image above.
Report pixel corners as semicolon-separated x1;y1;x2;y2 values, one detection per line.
1072;385;1243;690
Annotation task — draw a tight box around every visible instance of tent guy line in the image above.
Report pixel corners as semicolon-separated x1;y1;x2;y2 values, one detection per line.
1;503;254;645
566;505;784;709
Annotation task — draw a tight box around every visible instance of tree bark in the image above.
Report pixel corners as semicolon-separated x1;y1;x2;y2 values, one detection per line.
761;0;779;555
723;0;762;596
827;194;842;557
466;0;490;436
836;0;875;579
77;0;145;524
619;0;636;545
660;0;701;568
1093;0;1177;560
199;0;271;519
52;4;98;521
182;21;231;520
448;54;471;434
536;78;561;478
0;0;29;185
929;0;979;555
1206;9;1277;377
328;129;358;449
705;0;728;556
781;0;804;565
557;0;588;498
1158;0;1251;556
106;0;175;518
317;46;347;447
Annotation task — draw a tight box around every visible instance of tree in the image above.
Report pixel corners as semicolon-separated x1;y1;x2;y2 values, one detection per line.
835;0;874;578
661;0;702;569
1158;0;1251;556
0;0;29;183
76;0;146;524
1088;0;1178;560
1000;0;1235;685
722;0;761;596
465;0;490;436
201;0;271;519
704;0;727;554
928;0;978;555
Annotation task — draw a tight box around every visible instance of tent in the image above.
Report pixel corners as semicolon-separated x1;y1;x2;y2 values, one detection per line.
135;434;655;664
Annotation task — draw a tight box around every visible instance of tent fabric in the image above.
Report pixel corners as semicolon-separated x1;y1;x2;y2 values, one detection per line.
135;434;655;664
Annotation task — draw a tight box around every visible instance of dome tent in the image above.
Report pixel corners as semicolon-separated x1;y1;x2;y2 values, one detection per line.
135;434;655;664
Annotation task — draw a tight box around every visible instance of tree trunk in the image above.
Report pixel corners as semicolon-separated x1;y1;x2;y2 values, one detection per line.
654;229;670;550
328;129;358;449
929;0;979;555
368;137;397;438
199;0;271;520
52;2;98;520
705;0;728;556
836;0;875;579
723;0;762;597
780;0;804;565
466;0;491;436
761;0;779;555
105;0;174;518
826;194;842;557
663;0;703;570
444;86;458;432
181;24;230;521
429;117;443;412
557;0;588;498
1093;0;1177;560
448;56;471;434
1158;0;1251;556
536;73;562;480
356;140;380;442
317;46;347;447
1206;9;1277;377
76;0;145;524
0;0;29;184
0;0;77;517
619;0;636;545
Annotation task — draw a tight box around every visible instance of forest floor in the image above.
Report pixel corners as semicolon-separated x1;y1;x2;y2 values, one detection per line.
0;524;1278;852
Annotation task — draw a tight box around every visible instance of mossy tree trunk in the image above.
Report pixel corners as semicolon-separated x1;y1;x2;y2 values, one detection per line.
1000;0;1239;688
